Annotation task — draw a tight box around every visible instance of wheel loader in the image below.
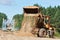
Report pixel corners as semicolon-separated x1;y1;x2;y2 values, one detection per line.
37;15;54;38
21;6;54;38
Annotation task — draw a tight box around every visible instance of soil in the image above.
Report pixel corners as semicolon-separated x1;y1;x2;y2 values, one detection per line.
0;30;60;40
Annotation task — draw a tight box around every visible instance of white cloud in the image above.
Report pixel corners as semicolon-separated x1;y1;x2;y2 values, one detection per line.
0;0;14;5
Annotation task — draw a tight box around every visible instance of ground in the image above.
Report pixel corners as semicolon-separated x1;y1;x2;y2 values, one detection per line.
0;30;60;40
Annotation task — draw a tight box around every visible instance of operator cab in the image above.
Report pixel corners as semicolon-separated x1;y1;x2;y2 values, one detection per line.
44;16;50;24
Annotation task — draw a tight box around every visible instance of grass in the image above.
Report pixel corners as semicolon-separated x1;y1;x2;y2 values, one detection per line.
54;31;60;38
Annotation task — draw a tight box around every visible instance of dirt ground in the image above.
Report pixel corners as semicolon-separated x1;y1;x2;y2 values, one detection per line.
0;30;60;40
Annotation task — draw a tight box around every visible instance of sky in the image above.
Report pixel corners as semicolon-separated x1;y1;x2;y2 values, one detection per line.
0;0;60;19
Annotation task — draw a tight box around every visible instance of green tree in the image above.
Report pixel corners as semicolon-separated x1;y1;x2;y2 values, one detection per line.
13;14;23;29
0;12;7;28
34;4;40;7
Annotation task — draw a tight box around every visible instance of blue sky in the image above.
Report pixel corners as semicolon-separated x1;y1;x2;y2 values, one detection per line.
0;0;60;19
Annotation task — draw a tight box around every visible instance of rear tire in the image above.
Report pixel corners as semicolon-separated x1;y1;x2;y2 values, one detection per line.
48;29;54;38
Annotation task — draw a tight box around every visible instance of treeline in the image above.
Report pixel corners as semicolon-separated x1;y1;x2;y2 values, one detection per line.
0;12;24;30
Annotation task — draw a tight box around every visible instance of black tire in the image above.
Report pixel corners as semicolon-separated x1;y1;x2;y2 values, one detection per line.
38;28;46;37
48;30;54;38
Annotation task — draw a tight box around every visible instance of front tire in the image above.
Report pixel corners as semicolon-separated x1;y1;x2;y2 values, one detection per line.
38;28;46;37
